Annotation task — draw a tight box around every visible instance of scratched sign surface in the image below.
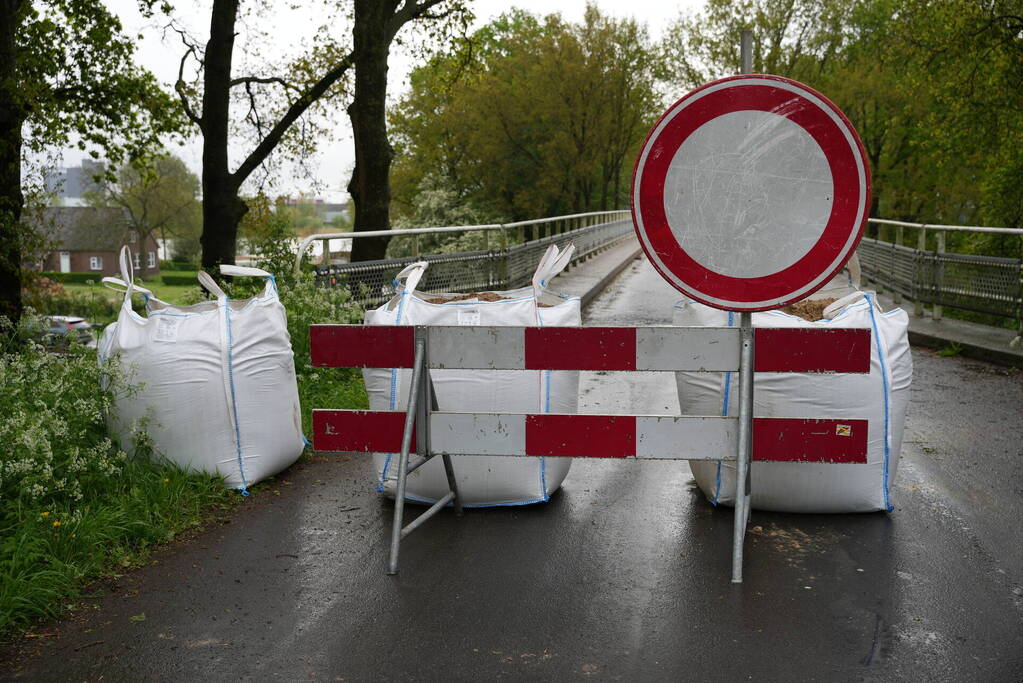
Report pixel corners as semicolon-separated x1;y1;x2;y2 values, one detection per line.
631;74;871;312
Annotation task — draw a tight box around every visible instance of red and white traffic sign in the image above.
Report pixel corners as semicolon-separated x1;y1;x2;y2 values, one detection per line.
631;74;871;312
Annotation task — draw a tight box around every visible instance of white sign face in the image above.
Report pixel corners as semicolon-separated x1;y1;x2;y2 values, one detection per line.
632;75;871;312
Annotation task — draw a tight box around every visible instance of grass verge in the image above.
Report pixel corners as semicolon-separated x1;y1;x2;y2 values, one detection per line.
0;334;238;637
0;460;234;636
5;257;367;637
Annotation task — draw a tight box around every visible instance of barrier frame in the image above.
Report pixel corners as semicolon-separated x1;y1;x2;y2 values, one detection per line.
311;324;872;583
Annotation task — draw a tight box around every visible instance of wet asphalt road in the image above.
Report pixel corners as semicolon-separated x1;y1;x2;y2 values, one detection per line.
3;257;1022;681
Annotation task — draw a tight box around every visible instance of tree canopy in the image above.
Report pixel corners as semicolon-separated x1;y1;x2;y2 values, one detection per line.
390;7;661;224
658;0;1023;248
86;153;201;262
0;0;183;322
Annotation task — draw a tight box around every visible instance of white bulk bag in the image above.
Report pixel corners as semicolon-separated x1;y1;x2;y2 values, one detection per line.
364;244;581;506
674;290;912;513
99;248;304;491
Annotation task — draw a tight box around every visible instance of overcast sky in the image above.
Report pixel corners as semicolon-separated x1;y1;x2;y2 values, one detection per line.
69;1;705;202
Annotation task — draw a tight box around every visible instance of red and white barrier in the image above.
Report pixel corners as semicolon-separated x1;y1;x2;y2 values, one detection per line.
315;412;868;464
310;325;871;373
309;323;872;580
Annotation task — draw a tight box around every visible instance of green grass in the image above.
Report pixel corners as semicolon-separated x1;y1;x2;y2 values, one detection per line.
62;276;199;308
0;337;241;637
4;270;368;638
0;460;235;635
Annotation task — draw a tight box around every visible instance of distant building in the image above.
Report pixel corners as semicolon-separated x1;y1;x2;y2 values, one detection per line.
43;160;107;206
283;197;350;224
26;206;160;278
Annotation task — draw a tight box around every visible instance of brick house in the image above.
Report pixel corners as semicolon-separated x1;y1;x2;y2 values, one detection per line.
29;206;161;278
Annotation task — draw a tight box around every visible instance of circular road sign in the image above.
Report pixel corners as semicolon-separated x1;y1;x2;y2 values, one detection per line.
631;74;871;312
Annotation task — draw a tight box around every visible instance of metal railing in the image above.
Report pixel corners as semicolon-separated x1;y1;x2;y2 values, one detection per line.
857;218;1022;334
300;210;633;306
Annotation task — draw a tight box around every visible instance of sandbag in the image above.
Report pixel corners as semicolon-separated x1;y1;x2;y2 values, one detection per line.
674;288;912;513
99;248;304;491
364;244;580;506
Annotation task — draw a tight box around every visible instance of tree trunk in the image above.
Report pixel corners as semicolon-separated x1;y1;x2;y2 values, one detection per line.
347;0;396;262
199;0;247;271
0;0;25;324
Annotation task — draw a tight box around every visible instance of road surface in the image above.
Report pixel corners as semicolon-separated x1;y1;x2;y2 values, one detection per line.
3;256;1022;681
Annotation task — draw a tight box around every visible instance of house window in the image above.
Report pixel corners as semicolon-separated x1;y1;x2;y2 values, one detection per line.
89;256;103;271
147;251;156;269
133;252;141;269
128;231;139;244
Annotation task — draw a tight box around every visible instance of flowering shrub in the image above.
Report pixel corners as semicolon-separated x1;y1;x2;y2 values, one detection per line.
281;275;370;431
0;331;137;516
0;319;231;635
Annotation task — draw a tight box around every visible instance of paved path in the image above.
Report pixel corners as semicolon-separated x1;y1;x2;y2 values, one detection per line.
3;249;1022;681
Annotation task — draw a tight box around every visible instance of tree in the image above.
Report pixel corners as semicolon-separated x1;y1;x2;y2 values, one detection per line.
160;0;354;274
0;0;180;323
347;0;471;262
894;0;1023;235
657;0;981;231
158;0;468;272
86;153;201;262
390;8;660;225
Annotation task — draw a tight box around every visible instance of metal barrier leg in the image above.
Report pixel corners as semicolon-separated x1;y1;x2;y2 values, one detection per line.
732;312;754;583
420;356;463;517
388;338;426;575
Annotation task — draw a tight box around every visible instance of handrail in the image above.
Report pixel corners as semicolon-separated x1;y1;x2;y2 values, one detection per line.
868;218;1023;236
294;210;630;275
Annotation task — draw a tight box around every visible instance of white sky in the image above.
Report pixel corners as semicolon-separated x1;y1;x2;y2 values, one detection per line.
63;1;706;202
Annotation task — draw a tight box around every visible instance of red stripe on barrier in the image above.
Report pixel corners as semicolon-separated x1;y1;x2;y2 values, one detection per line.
310;325;415;368
525;414;636;458
525;327;637;370
754;328;871;373
313;410;410;453
753;418;868;463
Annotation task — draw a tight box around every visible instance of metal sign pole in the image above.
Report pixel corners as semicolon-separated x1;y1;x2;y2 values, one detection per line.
732;312;754;582
731;28;756;584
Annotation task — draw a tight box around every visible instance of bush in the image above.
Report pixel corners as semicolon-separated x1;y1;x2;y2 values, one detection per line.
38;271;104;285
0;321;234;635
159;260;196;271
161;274;197;287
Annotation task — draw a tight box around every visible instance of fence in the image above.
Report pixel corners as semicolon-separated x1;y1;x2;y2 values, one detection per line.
297;211;633;306
858;218;1023;332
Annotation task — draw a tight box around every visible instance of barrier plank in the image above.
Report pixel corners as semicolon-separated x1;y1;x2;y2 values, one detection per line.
310;325;414;368
524;328;637;371
313;410;409;453
526;414;637;457
312;410;868;464
753;417;868;463
310;325;870;373
754;328;871;373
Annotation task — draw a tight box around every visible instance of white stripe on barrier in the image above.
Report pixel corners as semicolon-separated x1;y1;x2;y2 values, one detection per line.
634;328;741;371
635;416;737;459
429;327;526;370
430;412;526;456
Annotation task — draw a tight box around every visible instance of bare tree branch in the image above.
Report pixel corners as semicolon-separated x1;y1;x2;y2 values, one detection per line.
390;0;448;36
230;52;355;190
229;75;301;93
242;79;265;138
172;27;203;128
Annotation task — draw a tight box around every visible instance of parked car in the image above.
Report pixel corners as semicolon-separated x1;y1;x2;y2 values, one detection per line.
29;315;98;350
